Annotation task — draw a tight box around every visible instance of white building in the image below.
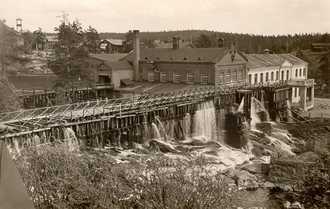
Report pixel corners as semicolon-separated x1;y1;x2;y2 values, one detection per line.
246;53;314;111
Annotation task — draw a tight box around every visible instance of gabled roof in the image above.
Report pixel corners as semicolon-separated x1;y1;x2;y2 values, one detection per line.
246;53;307;69
89;53;132;71
106;61;132;71
124;47;228;63
100;39;124;46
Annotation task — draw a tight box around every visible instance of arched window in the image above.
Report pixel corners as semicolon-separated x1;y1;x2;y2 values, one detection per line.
254;74;258;84
286;70;289;80
271;72;274;81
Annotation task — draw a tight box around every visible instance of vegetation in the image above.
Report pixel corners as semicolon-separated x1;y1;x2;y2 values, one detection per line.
100;30;330;53
16;145;236;209
49;20;100;90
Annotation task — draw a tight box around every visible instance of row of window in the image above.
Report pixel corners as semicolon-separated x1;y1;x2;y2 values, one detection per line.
148;71;210;84
216;68;244;84
248;68;307;84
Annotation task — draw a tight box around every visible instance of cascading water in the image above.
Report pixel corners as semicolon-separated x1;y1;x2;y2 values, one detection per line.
155;116;168;140
63;127;79;151
250;97;270;129
192;101;217;141
182;113;191;139
151;122;161;139
286;100;293;122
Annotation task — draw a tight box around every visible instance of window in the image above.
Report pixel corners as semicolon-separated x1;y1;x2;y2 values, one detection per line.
225;69;231;83
260;73;263;83
187;72;194;83
303;68;306;77
160;72;167;82
276;71;279;80
266;72;269;82
233;69;238;81
294;88;297;97
254;74;258;84
147;72;154;82
200;73;209;84
281;71;284;81
295;69;298;77
217;71;225;84
173;73;181;83
249;74;252;84
237;69;243;81
299;68;302;77
286;70;289;80
271;72;274;81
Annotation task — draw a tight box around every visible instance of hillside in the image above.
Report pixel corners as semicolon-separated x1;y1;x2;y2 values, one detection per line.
100;30;327;53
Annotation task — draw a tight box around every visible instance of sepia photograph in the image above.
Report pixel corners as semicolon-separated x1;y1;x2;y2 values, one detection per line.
0;0;329;209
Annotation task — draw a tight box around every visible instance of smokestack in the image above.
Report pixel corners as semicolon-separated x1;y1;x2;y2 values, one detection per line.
133;30;140;81
172;36;180;49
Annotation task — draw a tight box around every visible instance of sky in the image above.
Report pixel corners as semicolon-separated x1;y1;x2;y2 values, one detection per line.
0;0;329;35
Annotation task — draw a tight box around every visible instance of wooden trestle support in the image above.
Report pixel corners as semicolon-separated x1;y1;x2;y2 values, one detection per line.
1;83;292;149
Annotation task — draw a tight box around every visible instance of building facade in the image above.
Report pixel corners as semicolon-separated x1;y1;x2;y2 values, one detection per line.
125;33;248;87
246;54;314;110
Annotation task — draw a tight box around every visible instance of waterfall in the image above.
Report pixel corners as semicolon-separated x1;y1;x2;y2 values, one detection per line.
151;122;161;139
63;127;79;151
250;97;270;129
182;113;191;138
192;101;217;141
286;100;293;122
14;139;21;155
155;116;168;141
237;97;244;113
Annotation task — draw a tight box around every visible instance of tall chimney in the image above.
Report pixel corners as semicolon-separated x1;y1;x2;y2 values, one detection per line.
133;30;140;81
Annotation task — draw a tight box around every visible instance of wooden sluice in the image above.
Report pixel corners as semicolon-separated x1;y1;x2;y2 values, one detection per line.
19;85;114;109
1;83;292;149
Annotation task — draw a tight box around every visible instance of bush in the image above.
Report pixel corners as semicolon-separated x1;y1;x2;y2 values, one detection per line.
16;145;235;209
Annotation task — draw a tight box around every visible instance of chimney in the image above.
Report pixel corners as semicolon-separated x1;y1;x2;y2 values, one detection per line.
217;38;224;48
172;36;180;49
133;30;140;81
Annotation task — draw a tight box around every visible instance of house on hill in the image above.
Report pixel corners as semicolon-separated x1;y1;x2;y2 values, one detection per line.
99;39;124;53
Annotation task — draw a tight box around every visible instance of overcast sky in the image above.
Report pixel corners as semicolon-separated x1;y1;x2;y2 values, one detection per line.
1;0;329;35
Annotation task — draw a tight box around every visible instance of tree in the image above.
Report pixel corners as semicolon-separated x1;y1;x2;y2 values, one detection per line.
84;26;100;53
194;34;212;48
49;20;90;87
319;51;330;85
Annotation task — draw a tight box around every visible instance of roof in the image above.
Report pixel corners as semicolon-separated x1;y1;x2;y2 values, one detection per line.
90;53;129;62
101;39;124;46
124;47;228;63
245;53;308;69
106;61;132;71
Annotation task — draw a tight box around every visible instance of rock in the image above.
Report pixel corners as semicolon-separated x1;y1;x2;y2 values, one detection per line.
283;201;291;209
149;139;178;153
263;181;275;188
241;163;262;174
256;122;272;134
290;201;303;209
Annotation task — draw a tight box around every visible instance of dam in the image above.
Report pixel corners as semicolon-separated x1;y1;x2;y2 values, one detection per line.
0;83;292;152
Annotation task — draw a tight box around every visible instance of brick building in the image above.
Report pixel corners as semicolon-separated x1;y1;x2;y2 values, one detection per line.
125;31;248;86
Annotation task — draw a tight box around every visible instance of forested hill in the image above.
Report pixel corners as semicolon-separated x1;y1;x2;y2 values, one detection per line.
100;30;329;53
